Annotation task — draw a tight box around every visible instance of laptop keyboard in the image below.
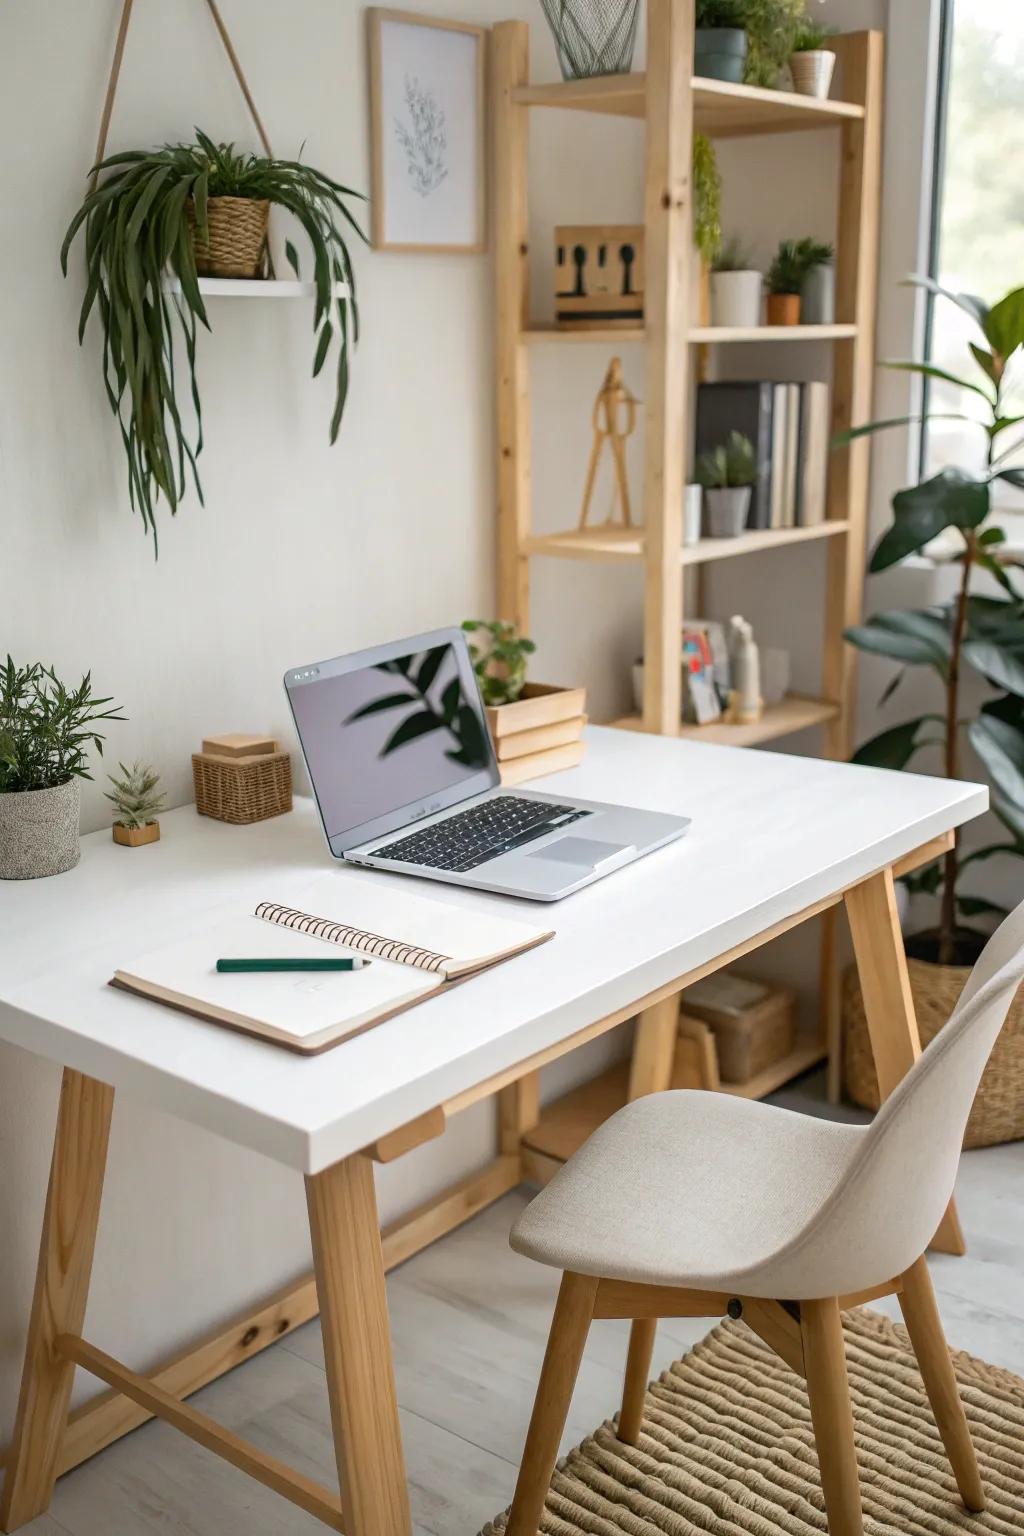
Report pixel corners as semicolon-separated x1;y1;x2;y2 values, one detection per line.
372;796;592;873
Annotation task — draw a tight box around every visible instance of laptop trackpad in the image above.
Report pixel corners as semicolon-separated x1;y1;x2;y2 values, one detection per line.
528;835;633;871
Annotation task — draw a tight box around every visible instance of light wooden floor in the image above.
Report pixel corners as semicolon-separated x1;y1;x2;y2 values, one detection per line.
19;1072;1024;1536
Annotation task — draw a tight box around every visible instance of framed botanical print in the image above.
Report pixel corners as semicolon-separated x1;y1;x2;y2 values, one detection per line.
367;8;487;253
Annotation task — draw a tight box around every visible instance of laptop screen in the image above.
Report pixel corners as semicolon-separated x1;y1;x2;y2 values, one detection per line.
287;635;497;851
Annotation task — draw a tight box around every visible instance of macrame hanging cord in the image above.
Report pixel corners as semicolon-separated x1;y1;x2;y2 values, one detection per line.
92;0;277;269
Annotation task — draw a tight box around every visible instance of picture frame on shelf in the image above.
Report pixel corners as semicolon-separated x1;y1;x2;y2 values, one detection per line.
367;8;487;253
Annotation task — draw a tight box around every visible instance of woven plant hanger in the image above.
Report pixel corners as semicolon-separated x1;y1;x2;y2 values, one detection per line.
92;0;277;275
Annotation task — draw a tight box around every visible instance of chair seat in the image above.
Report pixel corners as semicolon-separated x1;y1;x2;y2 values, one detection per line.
511;1090;869;1299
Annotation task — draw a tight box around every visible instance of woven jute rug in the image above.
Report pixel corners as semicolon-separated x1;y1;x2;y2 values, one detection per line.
481;1308;1024;1534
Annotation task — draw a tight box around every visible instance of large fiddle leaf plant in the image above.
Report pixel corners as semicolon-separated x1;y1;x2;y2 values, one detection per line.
843;277;1024;965
61;131;366;552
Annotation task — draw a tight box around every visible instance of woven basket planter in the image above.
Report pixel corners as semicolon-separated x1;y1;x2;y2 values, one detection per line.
192;736;292;825
843;957;1024;1148
187;195;269;278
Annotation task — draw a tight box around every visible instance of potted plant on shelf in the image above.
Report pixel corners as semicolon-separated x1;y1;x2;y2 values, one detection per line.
694;0;748;83
693;133;723;323
0;659;125;880
741;0;806;88
462;621;587;785
696;430;756;537
840;276;1024;1147
710;237;763;329
62;130;366;552
107;761;166;847
800;239;835;324
765;238;813;324
789;14;837;97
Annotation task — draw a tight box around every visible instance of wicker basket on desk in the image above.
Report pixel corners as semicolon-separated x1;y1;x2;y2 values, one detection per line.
192;734;292;825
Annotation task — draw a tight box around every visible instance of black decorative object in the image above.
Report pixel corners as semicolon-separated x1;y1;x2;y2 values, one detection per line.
539;0;640;80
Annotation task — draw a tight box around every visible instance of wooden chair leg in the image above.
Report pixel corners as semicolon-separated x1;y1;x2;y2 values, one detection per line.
899;1256;985;1512
507;1271;599;1536
800;1298;864;1536
305;1153;412;1536
1;1070;114;1533
618;1317;657;1445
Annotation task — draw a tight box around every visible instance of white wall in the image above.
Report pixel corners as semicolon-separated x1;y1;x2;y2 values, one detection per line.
0;0;896;1435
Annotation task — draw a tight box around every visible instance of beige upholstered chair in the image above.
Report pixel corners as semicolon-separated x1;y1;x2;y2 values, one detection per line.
505;900;1024;1536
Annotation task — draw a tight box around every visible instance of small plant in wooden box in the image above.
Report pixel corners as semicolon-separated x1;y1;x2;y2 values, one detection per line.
192;734;292;825
463;621;586;787
107;760;165;847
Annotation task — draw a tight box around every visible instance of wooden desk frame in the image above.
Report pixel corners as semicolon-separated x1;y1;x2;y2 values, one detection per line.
1;842;965;1535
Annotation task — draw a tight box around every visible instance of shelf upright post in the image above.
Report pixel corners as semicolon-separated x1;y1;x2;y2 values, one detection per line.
493;21;532;632
641;0;695;734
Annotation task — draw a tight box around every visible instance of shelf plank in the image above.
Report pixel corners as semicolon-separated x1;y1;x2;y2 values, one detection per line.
513;73;864;136
521;1033;827;1165
524;323;646;343
160;277;350;300
688;323;858;343
525;521;849;566
610;694;841;746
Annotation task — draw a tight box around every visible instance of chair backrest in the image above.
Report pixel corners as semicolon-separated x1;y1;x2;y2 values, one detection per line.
786;896;1024;1297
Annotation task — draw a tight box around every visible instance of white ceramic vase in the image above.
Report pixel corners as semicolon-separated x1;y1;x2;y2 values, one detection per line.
705;486;752;538
789;49;836;98
710;270;763;329
682;483;703;544
0;778;81;879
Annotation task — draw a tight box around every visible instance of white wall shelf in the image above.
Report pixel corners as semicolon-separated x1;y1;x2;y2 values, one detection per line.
160;277;350;300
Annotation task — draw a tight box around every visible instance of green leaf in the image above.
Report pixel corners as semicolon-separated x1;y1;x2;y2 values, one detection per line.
969;714;1024;828
902;275;989;329
969;342;999;387
983;286;1024;362
877;668;905;708
979;526;1007;546
441;677;461;724
415;647;446;695
852;716;943;769
956;895;1010;919
996;467;1024;489
869;470;989;571
975;548;1021;598
832;412;974;448
962;639;1024;697
311;321;332;378
382;710;444;755
344;692;415;724
844;609;951;669
285;239;301;278
882;358;995;404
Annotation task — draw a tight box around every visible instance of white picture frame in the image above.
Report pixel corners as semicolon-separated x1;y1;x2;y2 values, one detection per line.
367;8;487;254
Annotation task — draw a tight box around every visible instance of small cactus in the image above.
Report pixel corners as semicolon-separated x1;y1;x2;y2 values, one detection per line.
105;760;165;829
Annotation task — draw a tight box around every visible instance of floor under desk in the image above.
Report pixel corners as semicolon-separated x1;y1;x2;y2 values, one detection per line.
20;1071;1024;1536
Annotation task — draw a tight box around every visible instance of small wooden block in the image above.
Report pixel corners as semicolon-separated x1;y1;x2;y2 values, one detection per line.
486;684;587;740
112;822;160;848
201;734;276;759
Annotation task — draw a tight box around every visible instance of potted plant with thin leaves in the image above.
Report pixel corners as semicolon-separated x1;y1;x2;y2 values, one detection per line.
741;0;806;87
710;237;763;329
462;621;587;784
789;13;836;97
696;429;757;537
0;660;125;879
694;0;748;83
61;130;365;553
765;238;814;324
107;761;166;847
840;277;1024;1146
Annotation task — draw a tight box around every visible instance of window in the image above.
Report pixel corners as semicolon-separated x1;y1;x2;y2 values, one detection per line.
922;0;1024;493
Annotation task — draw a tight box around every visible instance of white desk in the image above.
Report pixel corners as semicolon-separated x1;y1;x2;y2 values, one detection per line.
0;728;987;1535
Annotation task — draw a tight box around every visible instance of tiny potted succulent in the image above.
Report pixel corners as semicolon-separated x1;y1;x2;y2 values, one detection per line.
789;14;837;98
710;237;763;329
765;238;813;324
462;620;587;781
696;430;757;537
694;0;748;83
0;658;125;879
107;761;166;847
800;239;835;324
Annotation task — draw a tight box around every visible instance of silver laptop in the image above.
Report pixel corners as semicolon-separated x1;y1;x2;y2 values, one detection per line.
284;627;690;901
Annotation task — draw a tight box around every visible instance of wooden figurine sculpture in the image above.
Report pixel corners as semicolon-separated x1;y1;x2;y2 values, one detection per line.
579;358;638;530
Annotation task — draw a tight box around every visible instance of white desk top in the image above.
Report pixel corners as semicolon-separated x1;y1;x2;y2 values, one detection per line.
0;729;986;1173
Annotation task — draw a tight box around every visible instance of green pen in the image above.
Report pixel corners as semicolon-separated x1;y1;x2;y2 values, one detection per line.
216;957;367;973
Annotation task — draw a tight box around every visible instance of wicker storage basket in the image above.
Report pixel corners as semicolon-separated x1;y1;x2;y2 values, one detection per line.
680;973;795;1085
843;958;1024;1148
187;196;269;278
192;734;291;825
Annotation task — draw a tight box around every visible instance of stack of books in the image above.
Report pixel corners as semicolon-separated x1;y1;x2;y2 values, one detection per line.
696;380;832;532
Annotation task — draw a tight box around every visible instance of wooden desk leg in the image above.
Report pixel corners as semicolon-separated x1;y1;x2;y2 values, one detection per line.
845;869;965;1257
628;995;679;1100
1;1069;114;1533
305;1154;412;1536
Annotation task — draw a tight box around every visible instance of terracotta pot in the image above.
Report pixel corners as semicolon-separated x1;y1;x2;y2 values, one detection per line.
0;779;80;879
766;292;801;326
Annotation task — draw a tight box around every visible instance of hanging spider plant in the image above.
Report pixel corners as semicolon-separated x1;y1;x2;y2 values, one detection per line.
61;130;366;552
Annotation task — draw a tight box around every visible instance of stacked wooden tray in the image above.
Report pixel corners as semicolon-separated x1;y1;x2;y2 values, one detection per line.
485;684;587;786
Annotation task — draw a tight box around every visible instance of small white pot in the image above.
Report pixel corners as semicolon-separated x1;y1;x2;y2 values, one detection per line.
0;779;81;880
682;483;703;544
705;486;752;538
710;270;763;329
789;49;836;98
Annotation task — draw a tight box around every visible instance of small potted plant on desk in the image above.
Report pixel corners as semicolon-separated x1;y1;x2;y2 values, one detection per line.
789;15;836;97
0;658;125;879
696;430;757;538
107;761;166;847
710;237;763;329
694;0;748;83
462;621;587;787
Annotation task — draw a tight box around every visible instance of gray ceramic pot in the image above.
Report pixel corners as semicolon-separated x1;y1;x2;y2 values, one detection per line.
0;778;81;879
694;27;747;83
802;261;836;325
706;486;752;538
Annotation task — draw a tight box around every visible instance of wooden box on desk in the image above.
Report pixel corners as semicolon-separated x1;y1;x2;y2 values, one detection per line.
485;683;587;787
679;972;796;1085
192;734;292;825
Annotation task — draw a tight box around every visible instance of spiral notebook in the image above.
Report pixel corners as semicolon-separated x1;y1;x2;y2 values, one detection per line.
111;876;553;1054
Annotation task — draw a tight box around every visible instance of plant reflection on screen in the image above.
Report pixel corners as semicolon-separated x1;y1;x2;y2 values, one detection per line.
343;647;489;769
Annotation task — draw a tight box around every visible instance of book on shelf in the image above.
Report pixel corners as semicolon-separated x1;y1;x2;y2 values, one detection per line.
111;877;553;1054
796;381;830;526
696;379;831;535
